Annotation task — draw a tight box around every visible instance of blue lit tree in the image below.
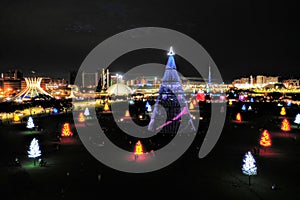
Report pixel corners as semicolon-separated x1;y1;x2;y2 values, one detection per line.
241;104;247;111
242;151;257;185
145;101;152;112
28;138;42;166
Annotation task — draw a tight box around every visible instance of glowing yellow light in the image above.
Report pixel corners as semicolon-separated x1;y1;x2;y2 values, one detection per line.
61;123;73;137
189;102;195;110
260;130;272;147
78;112;85;122
280;107;286;116
134;140;144;155
103;103;110;111
281;118;291;132
236;112;242;122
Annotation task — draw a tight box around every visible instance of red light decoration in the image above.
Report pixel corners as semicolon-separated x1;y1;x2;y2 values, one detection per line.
61;123;73;137
196;90;205;102
236;112;242;122
134;140;144;155
281;118;291;132
260;130;272;147
78;112;85;122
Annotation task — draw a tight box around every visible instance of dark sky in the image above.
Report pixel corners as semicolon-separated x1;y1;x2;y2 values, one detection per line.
0;0;299;83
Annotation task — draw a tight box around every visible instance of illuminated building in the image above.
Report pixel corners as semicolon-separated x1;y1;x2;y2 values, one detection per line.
14;77;53;101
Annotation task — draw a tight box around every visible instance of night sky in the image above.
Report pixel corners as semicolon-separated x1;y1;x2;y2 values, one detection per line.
0;0;299;83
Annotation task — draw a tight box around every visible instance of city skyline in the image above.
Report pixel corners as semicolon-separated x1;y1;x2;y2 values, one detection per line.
0;1;299;83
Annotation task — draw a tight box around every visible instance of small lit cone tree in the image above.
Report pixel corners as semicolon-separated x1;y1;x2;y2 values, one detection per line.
242;151;257;185
28;138;42;166
241;104;247;111
189;102;195;110
26;116;35;129
78;112;85;123
124;110;130;117
280;107;286;116
145;101;152;112
14;114;21;123
134;140;144;160
84;107;90;117
260;130;272;150
84;107;91;120
236;112;242;122
281;118;291;132
103;103;110;112
294;113;300;128
61;123;73;137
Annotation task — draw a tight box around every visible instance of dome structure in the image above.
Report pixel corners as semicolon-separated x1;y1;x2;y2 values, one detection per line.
106;83;132;96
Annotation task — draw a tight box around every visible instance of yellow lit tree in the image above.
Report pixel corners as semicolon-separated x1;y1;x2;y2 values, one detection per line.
61;123;73;137
78;112;85;122
280;107;286;116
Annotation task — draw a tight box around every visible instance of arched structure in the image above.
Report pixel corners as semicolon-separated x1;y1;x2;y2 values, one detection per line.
15;77;52;101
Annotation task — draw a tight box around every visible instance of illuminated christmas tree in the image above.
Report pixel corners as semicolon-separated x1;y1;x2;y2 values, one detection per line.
280;107;286;116
242;151;257;185
241;104;246;111
103;103;110;111
61;123;73;137
14;114;20;123
134;140;144;155
259;130;272;147
248;105;252;111
145;101;152;112
26;116;35;129
189;102;195;110
125;110;130;117
28;138;41;165
236;112;242;122
78;112;85;122
294;113;300;128
84;107;90;117
148;47;195;133
281;118;291;132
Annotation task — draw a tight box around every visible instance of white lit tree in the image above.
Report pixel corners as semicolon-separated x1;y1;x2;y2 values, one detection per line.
28;138;42;165
145;101;152;112
26;116;35;129
84;107;90;116
242;151;257;185
294;113;300;128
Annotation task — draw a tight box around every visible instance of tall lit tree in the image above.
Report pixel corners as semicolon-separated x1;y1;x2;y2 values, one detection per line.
26;116;35;129
28;138;42;166
242;151;257;185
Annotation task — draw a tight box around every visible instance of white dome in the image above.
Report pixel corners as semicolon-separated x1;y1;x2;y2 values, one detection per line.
106;83;132;96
